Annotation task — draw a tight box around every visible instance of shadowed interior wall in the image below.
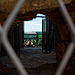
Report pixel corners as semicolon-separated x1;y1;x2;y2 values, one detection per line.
0;0;75;75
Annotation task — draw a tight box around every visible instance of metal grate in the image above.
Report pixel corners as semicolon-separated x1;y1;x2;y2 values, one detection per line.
0;0;75;75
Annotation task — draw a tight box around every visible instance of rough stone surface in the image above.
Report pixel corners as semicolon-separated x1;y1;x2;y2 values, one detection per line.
0;49;56;68
0;0;72;24
0;49;57;75
0;0;72;14
0;0;75;75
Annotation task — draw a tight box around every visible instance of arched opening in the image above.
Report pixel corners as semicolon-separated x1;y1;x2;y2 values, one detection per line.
0;0;74;74
0;13;57;75
23;14;43;48
23;13;56;54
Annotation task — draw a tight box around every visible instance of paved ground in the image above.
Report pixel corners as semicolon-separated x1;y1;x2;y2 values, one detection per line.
0;48;56;68
0;48;57;75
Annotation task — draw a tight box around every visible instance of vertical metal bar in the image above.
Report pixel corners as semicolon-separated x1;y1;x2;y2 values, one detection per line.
0;0;75;75
0;24;3;33
55;0;75;75
55;41;74;75
57;0;75;35
3;0;25;33
1;0;28;75
0;24;2;56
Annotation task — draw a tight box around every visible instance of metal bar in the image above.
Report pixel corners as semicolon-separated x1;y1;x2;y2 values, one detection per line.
24;34;37;35
0;24;3;33
24;34;42;35
0;0;75;75
1;0;28;75
55;41;74;75
36;16;46;18
3;0;25;33
2;37;28;75
55;0;75;75
56;0;75;36
24;38;42;39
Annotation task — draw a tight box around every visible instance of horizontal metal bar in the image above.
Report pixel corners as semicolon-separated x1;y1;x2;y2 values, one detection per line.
36;16;46;18
24;38;42;39
24;34;42;35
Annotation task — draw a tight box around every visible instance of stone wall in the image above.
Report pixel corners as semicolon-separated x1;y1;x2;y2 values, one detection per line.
47;1;75;75
0;0;72;24
0;0;75;74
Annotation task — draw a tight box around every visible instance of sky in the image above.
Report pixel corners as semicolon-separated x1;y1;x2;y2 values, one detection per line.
24;14;45;33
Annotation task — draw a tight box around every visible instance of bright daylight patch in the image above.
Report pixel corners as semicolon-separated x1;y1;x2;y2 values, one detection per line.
24;14;45;33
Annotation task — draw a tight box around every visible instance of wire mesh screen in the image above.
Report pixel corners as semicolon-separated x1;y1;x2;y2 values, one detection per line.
0;0;75;75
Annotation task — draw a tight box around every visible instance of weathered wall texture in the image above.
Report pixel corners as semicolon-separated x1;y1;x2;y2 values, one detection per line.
32;0;74;74
0;0;72;14
47;1;75;75
0;0;75;75
0;0;72;24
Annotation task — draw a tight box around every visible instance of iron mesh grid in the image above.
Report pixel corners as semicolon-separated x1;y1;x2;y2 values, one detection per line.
0;0;75;75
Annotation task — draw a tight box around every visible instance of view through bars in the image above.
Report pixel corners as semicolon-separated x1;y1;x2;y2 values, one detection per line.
0;0;75;75
0;0;28;75
55;0;75;75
